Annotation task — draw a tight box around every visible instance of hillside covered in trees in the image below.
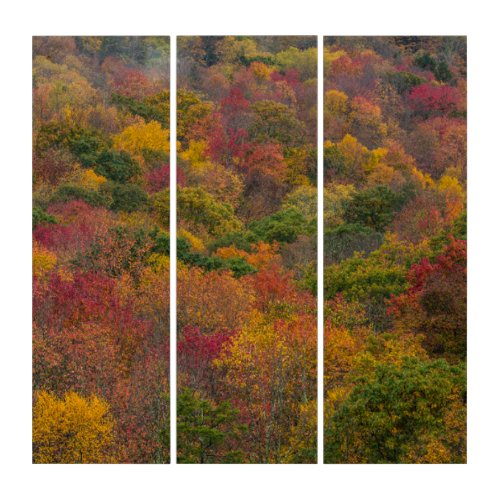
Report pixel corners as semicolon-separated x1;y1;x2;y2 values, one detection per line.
31;35;466;465
323;36;467;463
32;36;171;463
176;36;318;463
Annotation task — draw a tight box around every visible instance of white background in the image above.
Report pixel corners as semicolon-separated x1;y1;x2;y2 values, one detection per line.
1;0;499;498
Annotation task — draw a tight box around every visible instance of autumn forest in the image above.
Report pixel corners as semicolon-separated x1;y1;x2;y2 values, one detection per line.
323;36;466;463
32;36;466;464
33;36;171;463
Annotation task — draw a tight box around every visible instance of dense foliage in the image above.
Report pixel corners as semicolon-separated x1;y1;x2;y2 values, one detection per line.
32;36;170;463
323;36;466;463
177;36;318;463
32;35;466;465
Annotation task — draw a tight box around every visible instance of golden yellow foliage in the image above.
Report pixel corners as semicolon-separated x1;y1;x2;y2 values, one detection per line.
214;245;247;261
113;120;169;167
324;323;369;392
250;61;272;80
411;166;435;189
366;162;403;187
325;89;348;116
436;175;465;221
284;147;314;186
337;134;372;170
33;242;57;278
180;140;210;172
178;228;206;253
331;49;347;61
215;242;280;270
146;253;170;273
80;168;107;190
215;36;259;65
324;182;355;226
33;391;116;463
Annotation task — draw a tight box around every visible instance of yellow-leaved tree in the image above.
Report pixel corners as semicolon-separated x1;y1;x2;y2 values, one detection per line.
33;391;117;463
32;242;57;278
113;120;169;168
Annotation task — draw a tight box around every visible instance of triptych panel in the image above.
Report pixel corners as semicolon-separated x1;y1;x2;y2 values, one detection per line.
322;36;466;463
176;36;318;463
32;36;171;463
